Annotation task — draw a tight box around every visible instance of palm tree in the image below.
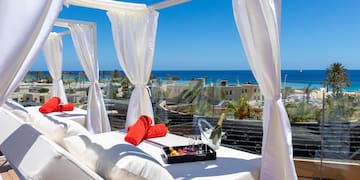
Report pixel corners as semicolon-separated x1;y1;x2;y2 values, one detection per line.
282;86;295;100
224;95;263;120
226;95;253;119
100;70;108;82
35;71;43;82
78;71;87;98
63;71;73;80
324;63;351;96
303;86;317;104
110;69;122;82
44;74;52;83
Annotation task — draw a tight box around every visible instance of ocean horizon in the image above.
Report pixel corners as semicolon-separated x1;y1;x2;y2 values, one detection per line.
25;70;360;92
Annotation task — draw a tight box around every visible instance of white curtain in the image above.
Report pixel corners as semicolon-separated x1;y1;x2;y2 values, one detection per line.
107;8;158;129
0;0;63;106
70;23;111;134
232;0;297;179
43;33;68;104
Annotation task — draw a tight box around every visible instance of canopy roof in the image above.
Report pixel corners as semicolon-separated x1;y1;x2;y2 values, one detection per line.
65;0;190;11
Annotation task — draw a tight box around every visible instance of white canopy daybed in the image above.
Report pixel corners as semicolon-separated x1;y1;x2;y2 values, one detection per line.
44;18;111;134
0;0;297;180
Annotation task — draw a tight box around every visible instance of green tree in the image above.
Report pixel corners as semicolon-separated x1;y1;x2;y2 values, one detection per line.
175;81;202;104
282;86;295;100
63;71;73;80
286;102;321;122
78;71;86;91
192;86;215;117
38;88;49;93
110;69;122;82
172;76;180;81
63;71;74;89
324;63;351;96
227;95;250;119
150;74;156;80
325;94;356;121
35;71;43;82
225;95;262;120
43;74;52;83
100;70;108;82
28;71;37;82
74;76;80;85
303;86;317;104
120;77;132;99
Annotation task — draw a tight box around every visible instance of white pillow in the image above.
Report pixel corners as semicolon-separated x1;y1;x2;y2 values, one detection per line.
64;132;173;180
3;99;31;122
30;111;90;147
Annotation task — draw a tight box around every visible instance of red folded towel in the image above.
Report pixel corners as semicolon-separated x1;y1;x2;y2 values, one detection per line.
145;123;167;139
125;116;153;146
39;97;61;114
56;104;74;112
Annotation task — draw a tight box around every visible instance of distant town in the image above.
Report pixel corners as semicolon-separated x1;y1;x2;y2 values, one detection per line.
11;69;360;123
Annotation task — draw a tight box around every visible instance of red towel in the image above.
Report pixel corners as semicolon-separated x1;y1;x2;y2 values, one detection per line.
145;123;167;139
125;116;153;146
56;104;74;112
39;97;61;114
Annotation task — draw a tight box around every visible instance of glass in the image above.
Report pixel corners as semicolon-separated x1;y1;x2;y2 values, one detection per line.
196;135;203;154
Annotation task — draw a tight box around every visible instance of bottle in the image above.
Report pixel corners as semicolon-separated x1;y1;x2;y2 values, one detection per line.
209;113;225;146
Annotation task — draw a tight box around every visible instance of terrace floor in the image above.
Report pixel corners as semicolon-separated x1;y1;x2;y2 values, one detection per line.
0;158;18;180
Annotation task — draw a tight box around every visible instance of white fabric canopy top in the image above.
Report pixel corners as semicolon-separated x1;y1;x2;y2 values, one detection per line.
0;0;63;106
107;8;159;129
232;0;297;179
43;32;68;104
70;23;111;134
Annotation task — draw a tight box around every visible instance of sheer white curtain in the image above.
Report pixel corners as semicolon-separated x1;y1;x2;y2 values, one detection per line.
107;8;158;129
0;0;63;106
43;33;68;104
70;23;111;134
232;0;297;179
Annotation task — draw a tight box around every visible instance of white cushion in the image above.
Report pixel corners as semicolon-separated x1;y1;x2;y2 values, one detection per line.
2;99;31;122
64;132;173;180
30;111;90;147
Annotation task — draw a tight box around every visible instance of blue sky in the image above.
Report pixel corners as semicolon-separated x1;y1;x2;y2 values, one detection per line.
31;0;360;71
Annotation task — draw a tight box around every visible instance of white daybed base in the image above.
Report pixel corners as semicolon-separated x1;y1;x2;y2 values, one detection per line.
0;106;261;180
0;108;103;180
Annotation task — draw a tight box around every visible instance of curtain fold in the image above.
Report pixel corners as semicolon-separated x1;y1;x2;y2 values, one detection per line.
0;0;64;106
107;8;159;129
43;33;68;103
70;23;111;134
232;0;297;179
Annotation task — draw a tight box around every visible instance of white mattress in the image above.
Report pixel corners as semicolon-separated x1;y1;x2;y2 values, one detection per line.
115;131;261;180
25;106;87;126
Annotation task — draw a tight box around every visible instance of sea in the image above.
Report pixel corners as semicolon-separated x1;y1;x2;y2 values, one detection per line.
25;70;360;92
